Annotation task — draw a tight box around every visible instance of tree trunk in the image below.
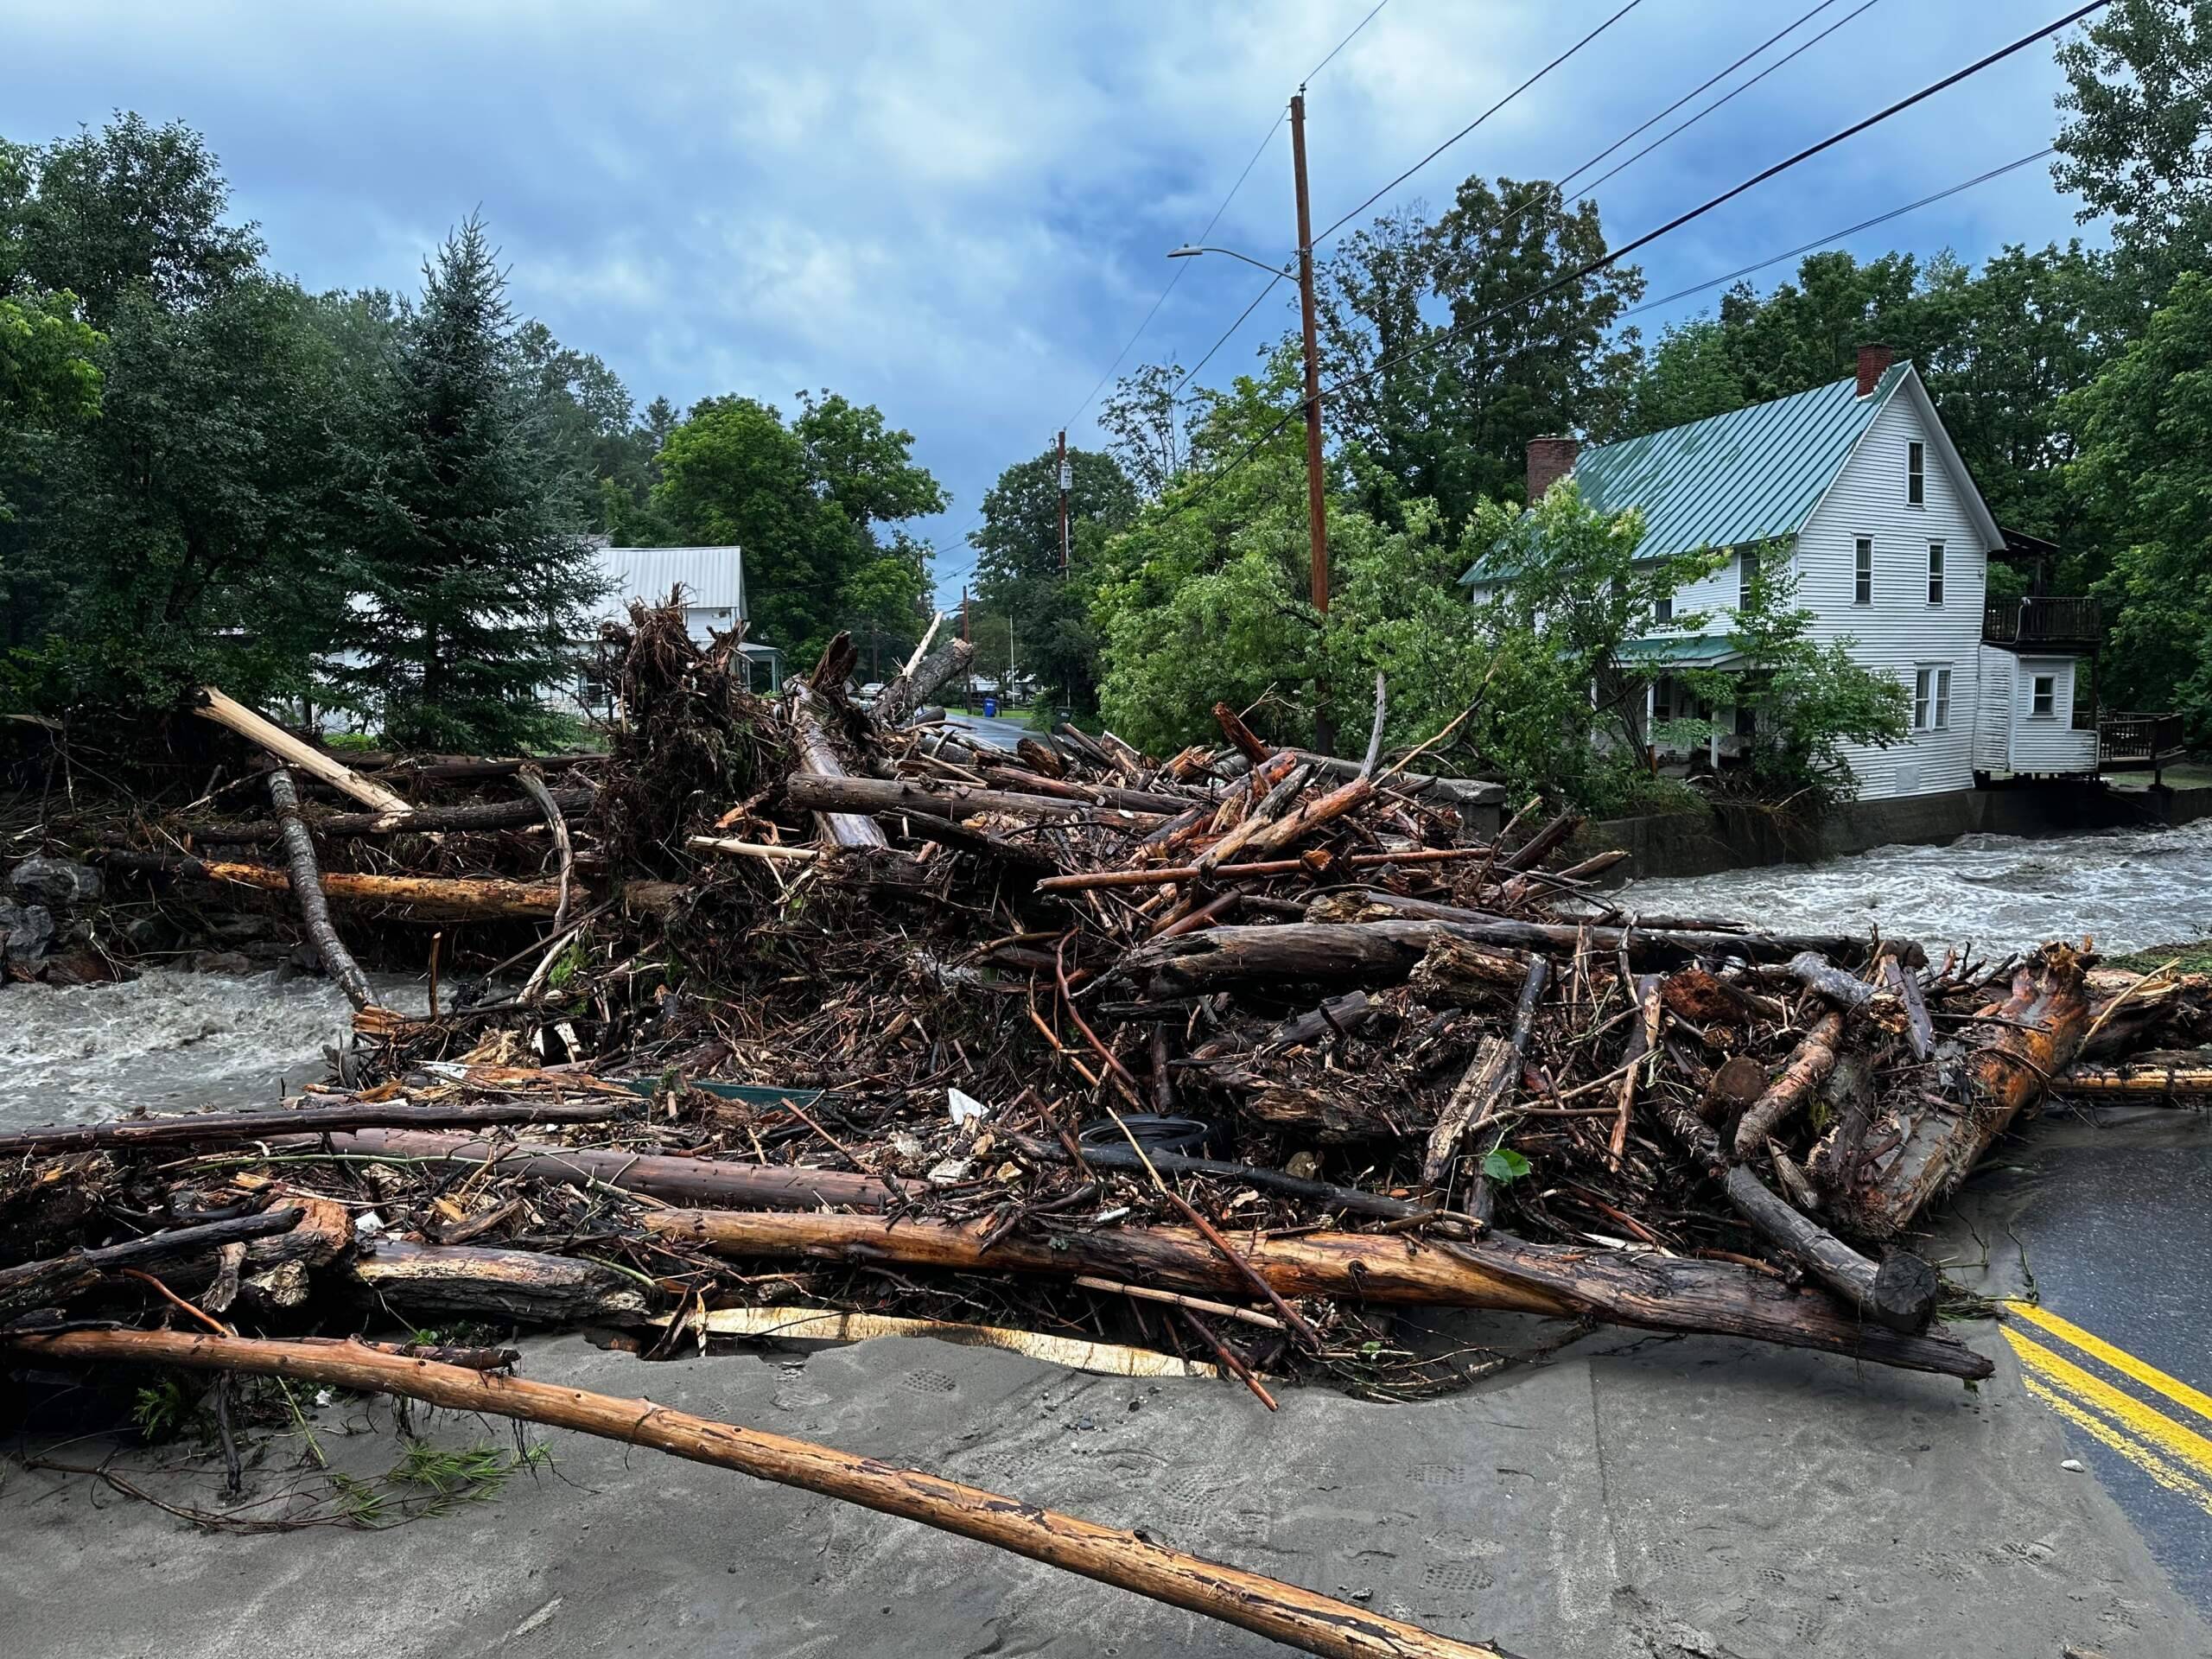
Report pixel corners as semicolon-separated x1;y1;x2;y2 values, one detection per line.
876;636;976;728
194;688;414;816
1316;893;1890;965
137;790;594;847
2056;1060;2212;1096
0;1208;302;1317
0;1098;623;1160
788;677;891;850
94;853;564;918
785;772;1169;830
8;1329;1511;1659
1732;1009;1848;1158
642;1210;1988;1377
1829;945;2093;1239
267;767;378;1014
289;1128;899;1211
344;1240;650;1323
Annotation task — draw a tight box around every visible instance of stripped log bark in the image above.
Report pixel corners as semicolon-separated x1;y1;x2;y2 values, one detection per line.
1423;1038;1516;1190
0;1098;624;1159
1460;955;1552;1223
1035;844;1493;894
7;1330;1515;1659
92;852;563;918
515;764;574;933
267;767;378;1014
195;688;415;816
642;1210;1988;1376
285;1128;899;1211
1776;951;1878;1011
1732;1009;1848;1160
788;677;891;851
0;1209;302;1318
346;1241;650;1322
1829;945;2093;1240
1882;954;1936;1060
2054;1059;2212;1096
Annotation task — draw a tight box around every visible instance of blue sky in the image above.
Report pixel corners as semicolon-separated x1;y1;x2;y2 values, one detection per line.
8;2;2104;609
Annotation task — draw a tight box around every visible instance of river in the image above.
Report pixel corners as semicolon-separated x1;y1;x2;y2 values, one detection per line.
4;817;2209;1131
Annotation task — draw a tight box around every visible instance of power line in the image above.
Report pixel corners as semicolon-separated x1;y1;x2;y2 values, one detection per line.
1061;3;1391;431
1161;2;2113;520
1166;0;1852;417
1620;147;2056;322
1313;0;1647;246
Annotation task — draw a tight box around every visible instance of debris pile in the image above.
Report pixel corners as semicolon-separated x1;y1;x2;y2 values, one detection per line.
9;595;2212;1408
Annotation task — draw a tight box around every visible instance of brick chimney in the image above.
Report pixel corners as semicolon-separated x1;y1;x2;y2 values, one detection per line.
1855;342;1894;397
1526;435;1580;502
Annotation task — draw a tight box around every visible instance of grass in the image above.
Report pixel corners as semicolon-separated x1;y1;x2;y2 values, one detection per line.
2101;940;2212;976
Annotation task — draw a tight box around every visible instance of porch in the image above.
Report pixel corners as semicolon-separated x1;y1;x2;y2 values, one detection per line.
2098;711;2190;785
1982;594;2101;652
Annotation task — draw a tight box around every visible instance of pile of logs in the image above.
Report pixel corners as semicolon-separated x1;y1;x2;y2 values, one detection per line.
12;594;2212;1655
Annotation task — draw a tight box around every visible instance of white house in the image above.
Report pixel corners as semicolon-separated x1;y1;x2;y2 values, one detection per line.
565;544;785;713
1465;346;2101;802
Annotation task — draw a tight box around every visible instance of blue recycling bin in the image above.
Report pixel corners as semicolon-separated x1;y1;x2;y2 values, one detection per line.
982;696;998;718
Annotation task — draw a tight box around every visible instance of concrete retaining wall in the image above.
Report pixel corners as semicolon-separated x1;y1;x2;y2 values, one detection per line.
1579;781;2212;883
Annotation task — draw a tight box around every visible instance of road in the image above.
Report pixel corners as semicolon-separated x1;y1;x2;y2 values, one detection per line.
943;709;1038;753
1943;1103;2212;1613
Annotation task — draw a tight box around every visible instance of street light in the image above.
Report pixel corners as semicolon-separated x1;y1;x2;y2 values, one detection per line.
1166;243;1294;278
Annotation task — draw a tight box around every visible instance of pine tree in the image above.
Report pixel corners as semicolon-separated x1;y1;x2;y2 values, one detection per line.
342;215;605;750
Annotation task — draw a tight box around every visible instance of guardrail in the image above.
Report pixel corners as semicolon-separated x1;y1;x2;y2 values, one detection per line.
2098;711;2186;771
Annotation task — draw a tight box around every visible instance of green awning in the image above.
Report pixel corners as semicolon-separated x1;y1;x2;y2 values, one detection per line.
1614;633;1745;669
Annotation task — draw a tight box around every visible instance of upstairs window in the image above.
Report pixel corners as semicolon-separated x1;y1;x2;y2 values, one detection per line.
1907;440;1925;505
1654;593;1674;626
1738;545;1759;607
1853;537;1872;605
2031;673;2056;718
1926;541;1945;606
1913;665;1953;731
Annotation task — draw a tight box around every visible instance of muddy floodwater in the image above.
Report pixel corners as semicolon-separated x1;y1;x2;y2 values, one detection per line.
4;817;2209;1130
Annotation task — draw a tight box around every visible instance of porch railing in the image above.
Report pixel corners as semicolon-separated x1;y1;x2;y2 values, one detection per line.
2098;711;2186;770
1983;594;2101;647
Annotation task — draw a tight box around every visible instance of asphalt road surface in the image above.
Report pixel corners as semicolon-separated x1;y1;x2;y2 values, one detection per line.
944;709;1038;753
1946;1103;2212;1615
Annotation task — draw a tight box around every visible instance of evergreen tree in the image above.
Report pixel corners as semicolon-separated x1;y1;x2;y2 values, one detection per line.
340;215;605;751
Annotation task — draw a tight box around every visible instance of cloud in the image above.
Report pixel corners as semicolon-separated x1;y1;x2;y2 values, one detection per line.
10;0;2102;607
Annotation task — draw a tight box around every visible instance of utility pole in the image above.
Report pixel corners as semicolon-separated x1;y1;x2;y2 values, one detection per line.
961;586;973;711
1290;90;1333;750
1056;429;1071;577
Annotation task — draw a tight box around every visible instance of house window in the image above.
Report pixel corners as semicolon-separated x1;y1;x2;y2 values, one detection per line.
1912;665;1952;731
1926;542;1944;606
1654;593;1674;626
1738;546;1759;607
1853;537;1872;605
2031;673;2056;718
1907;441;1925;506
1651;677;1673;723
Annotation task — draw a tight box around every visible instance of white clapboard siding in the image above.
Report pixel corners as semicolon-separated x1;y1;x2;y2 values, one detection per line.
2005;654;2099;773
1974;645;2017;772
1791;392;1990;800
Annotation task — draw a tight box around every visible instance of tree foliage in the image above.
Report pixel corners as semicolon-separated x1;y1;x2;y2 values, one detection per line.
2056;0;2212;285
970;444;1136;710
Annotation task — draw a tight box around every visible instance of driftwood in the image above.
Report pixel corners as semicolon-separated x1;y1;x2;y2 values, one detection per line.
1832;945;2092;1239
266;767;378;1014
2056;1059;2212;1096
92;852;563;918
645;1210;1987;1377
1732;1009;1848;1158
515;764;575;933
291;1128;898;1211
1882;955;1936;1059
788;671;890;851
877;637;976;729
1217;748;1507;807
1319;891;1889;964
1777;951;1878;1012
8;1330;1512;1659
1423;1038;1516;1189
0;1208;303;1317
1006;1132;1425;1222
1461;955;1552;1223
785;772;1170;831
345;1241;649;1322
1034;844;1492;894
0;1098;624;1160
195;687;414;816
145;790;594;846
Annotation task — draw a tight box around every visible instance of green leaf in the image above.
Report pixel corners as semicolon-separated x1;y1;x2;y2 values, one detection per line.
1481;1148;1532;1185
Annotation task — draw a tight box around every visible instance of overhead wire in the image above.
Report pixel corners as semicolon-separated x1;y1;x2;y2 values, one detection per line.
1312;0;1647;245
1157;2;2113;522
1060;1;1393;431
1172;0;1863;409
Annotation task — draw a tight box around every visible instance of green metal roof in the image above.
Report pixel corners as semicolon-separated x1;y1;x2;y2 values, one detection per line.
1462;363;1910;585
1615;633;1745;667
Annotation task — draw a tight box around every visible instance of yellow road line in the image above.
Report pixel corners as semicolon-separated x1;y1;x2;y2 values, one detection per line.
2019;1374;2212;1516
2004;1325;2212;1485
2005;1300;2212;1430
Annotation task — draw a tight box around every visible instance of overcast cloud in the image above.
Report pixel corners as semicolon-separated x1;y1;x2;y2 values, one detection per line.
7;2;2102;603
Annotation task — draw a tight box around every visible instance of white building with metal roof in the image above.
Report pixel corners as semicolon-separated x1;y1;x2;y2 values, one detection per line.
1465;346;2103;801
564;543;784;711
